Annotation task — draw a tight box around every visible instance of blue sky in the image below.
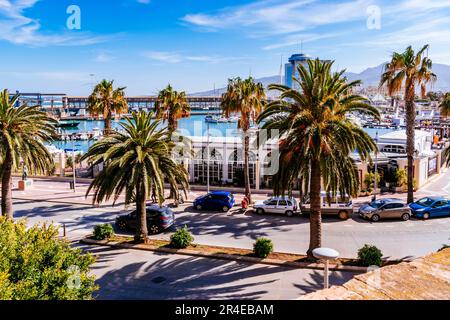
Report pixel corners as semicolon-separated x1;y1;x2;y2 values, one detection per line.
1;0;450;95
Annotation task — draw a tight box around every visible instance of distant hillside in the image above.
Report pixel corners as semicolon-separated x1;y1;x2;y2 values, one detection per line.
190;63;450;96
189;75;282;98
345;63;450;91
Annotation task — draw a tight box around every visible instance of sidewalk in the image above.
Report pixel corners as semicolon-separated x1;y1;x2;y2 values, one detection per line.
9;177;271;207
9;167;450;208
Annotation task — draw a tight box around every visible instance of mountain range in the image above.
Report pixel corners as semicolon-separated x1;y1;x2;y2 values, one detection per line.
190;63;450;96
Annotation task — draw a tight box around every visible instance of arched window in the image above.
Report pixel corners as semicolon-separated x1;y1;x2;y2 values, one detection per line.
193;148;223;184
227;149;256;185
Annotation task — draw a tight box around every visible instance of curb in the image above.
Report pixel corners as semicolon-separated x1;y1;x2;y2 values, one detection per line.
12;197;127;207
80;237;369;272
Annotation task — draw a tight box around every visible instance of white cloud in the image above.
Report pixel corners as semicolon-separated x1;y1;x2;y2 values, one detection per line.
142;51;183;63
263;32;345;50
182;0;373;36
345;16;450;50
0;70;90;82
182;0;450;54
0;0;113;46
95;53;114;63
142;51;247;64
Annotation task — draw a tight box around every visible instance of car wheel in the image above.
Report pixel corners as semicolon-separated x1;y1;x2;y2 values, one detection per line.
371;214;380;222
338;210;349;220
285;210;294;217
423;212;430;220
116;220;127;230
149;225;160;234
196;204;202;211
222;206;229;212
256;208;265;215
401;213;411;221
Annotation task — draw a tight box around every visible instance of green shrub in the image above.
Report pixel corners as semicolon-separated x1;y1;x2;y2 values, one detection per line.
253;238;273;258
358;244;383;267
0;217;97;300
170;225;194;249
395;169;407;187
66;156;74;169
364;172;381;192
93;223;114;240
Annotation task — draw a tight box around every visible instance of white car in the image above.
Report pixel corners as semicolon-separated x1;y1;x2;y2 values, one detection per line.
253;197;299;217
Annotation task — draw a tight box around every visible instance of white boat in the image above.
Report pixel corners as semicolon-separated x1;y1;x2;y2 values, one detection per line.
217;116;229;123
228;116;239;123
92;127;103;140
45;144;64;154
205;115;218;123
79;133;89;140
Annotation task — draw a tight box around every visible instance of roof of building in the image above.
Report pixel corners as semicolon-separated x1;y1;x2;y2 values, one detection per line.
371;93;387;103
288;53;312;62
379;130;431;140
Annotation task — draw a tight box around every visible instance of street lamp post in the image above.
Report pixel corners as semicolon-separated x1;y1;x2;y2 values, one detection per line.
206;121;210;194
71;134;76;193
373;131;378;201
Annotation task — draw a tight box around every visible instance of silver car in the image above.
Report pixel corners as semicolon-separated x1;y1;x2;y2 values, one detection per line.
359;198;411;222
253;197;299;217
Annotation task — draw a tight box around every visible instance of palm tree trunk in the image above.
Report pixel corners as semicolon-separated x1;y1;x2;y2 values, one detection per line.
167;113;176;200
168;114;177;132
243;131;252;204
135;183;149;243
405;81;416;204
307;159;322;260
1;149;13;219
104;107;112;136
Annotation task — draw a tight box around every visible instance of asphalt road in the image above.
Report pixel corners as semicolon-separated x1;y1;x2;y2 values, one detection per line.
11;171;450;300
14;197;450;260
78;244;357;300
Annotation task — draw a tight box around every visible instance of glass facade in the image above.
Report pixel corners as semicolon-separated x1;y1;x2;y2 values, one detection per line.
227;149;256;185
193;148;223;184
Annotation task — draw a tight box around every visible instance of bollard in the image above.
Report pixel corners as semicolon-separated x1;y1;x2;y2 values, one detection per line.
63;223;67;238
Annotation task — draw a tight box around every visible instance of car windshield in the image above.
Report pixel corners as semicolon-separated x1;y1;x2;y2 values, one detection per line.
369;200;386;208
415;197;435;207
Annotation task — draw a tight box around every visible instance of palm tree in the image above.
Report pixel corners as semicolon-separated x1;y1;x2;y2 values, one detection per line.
257;60;380;259
155;85;190;132
0;90;56;219
81;112;189;242
439;92;450;117
87;80;128;135
221;77;265;204
380;45;436;203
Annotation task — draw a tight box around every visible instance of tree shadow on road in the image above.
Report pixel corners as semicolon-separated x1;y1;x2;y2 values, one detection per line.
293;269;357;293
90;245;360;300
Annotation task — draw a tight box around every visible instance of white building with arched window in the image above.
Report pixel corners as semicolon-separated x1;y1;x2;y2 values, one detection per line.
173;135;278;189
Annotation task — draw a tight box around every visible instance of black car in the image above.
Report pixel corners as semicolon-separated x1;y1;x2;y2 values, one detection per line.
115;205;175;234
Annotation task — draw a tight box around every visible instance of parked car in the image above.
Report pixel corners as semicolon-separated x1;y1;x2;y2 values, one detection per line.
359;198;411;222
193;191;235;212
301;192;353;220
409;197;450;219
115;205;175;234
253;197;299;217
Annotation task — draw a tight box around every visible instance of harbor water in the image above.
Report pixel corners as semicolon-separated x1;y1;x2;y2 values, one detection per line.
51;115;395;153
